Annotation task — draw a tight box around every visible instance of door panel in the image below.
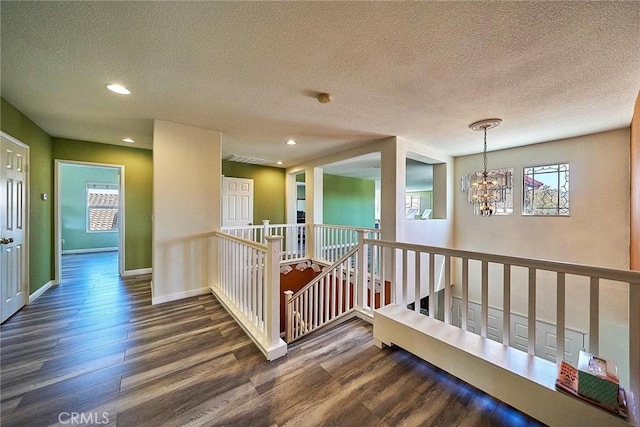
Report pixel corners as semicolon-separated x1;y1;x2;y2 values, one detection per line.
222;177;253;227
1;136;27;323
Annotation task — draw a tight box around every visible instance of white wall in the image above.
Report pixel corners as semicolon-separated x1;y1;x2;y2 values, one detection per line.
454;128;631;383
395;137;454;249
152;120;222;304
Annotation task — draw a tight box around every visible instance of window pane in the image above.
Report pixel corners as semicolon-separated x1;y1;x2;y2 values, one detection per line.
523;163;569;216
87;186;119;232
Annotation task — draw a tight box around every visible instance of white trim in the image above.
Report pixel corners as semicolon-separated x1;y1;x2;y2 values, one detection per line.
0;131;30;318
123;267;152;277
62;247;118;255
151;287;209;305
29;280;54;304
210;287;288;360
55;160;126;283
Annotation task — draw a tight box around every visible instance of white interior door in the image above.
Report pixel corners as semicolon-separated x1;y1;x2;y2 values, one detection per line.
222;177;253;227
1;135;28;323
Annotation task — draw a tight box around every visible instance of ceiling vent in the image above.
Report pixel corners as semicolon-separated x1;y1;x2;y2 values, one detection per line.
227;154;274;165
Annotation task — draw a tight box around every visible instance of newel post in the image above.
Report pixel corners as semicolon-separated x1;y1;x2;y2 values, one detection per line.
262;220;270;243
265;235;282;347
284;290;293;342
356;230;366;311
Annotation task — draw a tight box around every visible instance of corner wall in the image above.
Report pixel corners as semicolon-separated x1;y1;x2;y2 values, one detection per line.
152;120;221;304
0;97;53;294
631;91;640;270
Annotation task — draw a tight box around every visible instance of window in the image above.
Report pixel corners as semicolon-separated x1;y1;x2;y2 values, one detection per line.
523;163;569;216
87;183;119;232
405;193;432;220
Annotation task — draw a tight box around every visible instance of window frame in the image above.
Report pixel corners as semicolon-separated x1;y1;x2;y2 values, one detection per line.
522;162;570;217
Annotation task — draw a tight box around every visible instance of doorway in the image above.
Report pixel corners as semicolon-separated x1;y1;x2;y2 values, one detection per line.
0;132;29;323
55;161;125;284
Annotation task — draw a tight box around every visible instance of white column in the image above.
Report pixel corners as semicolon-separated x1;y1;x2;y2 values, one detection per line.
380;138;406;295
306;166;324;225
152;120;221;304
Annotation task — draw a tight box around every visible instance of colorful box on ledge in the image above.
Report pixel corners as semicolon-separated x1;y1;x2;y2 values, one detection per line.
577;351;620;410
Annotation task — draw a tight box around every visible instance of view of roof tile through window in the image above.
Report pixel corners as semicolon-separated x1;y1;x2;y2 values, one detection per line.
88;192;118;231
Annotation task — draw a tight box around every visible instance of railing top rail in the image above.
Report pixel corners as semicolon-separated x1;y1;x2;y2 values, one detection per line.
288;246;359;300
313;223;379;233
213;231;268;251
365;238;640;284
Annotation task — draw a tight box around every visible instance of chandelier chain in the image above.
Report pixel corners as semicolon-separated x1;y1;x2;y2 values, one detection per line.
483;127;488;174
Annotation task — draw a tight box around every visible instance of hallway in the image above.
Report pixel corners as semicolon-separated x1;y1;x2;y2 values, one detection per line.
0;252;543;426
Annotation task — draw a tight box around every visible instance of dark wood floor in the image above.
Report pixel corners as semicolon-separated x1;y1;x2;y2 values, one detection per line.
1;252;544;426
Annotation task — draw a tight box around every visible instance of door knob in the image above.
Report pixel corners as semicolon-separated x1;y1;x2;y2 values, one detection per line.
0;238;13;244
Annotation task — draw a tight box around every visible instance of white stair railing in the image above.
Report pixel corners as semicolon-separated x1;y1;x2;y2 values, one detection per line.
361;237;640;409
213;223;639;419
209;231;287;360
313;224;379;264
284;246;359;343
222;221;308;263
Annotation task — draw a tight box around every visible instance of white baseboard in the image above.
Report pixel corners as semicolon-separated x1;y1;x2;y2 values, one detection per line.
151;287;210;305
123;267;152;277
62;247;118;255
29;280;55;304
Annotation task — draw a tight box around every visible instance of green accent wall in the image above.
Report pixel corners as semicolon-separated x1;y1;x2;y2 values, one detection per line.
53;138;152;271
323;174;375;227
61;164;119;251
222;160;285;224
1;98;54;294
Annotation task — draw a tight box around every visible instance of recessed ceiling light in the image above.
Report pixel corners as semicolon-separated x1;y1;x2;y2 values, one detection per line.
122;137;135;143
106;84;131;95
286;139;297;145
276;161;283;165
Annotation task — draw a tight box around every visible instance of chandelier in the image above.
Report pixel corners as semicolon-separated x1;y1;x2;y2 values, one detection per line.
460;118;512;216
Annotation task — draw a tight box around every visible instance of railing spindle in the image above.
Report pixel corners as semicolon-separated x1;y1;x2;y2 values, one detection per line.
444;255;451;324
402;249;408;306
338;263;344;315
428;253;435;318
502;264;511;346
481;260;488;337
462;257;469;330
528;267;536;356
589;277;599;354
414;252;421;313
284;290;293;342
556;272;566;364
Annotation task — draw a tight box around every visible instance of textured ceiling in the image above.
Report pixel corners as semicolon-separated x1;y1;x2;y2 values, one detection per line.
1;1;638;168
